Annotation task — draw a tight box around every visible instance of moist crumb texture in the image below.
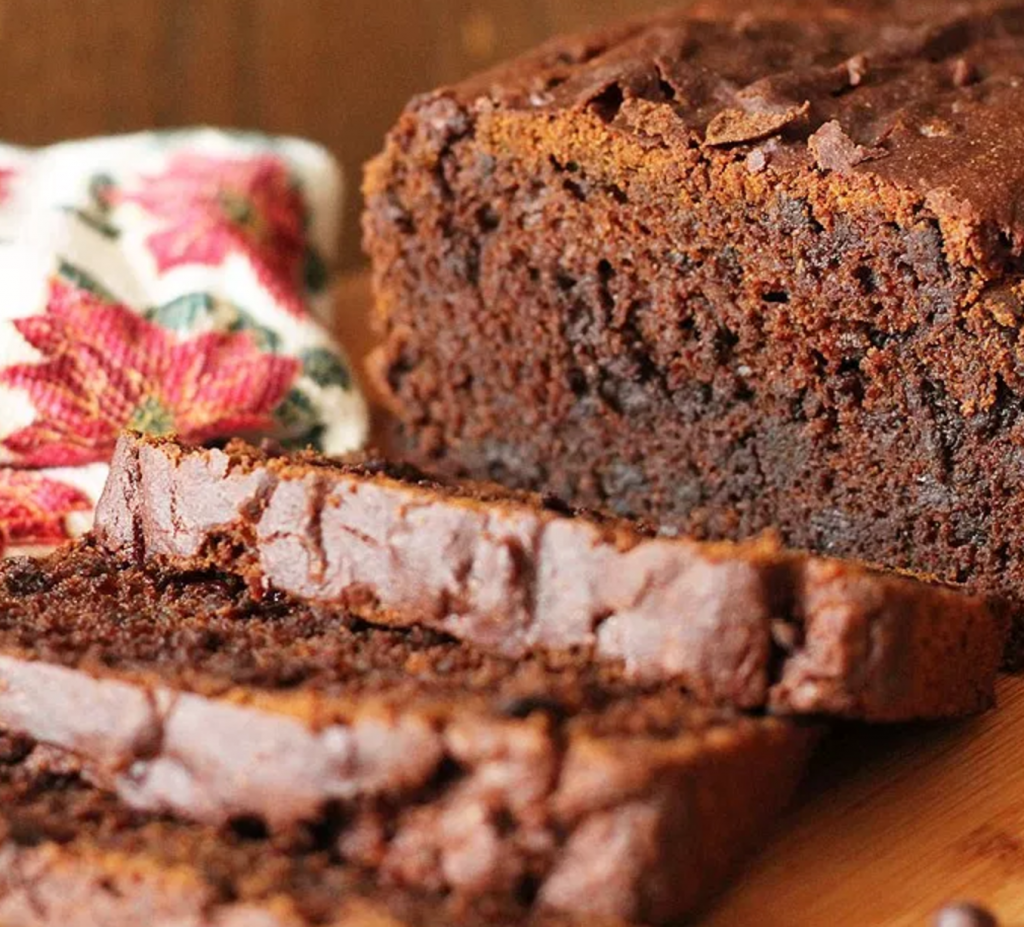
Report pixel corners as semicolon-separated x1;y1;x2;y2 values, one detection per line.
362;0;1024;620
92;433;1006;721
0;542;819;925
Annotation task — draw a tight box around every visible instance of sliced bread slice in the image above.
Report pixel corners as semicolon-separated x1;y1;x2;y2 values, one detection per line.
93;432;1006;720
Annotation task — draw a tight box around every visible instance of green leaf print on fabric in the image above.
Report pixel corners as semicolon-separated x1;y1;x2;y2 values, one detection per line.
304;246;328;294
145;293;214;332
145;295;281;353
274;387;319;434
61;206;120;240
56;261;118;302
301;347;351;391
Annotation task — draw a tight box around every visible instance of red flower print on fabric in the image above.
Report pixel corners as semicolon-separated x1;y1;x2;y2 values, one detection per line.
0;168;16;205
0;470;92;552
0;277;301;467
120;153;308;312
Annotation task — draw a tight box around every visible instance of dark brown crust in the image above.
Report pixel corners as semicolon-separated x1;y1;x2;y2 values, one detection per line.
94;433;1006;721
361;0;1024;629
0;542;817;925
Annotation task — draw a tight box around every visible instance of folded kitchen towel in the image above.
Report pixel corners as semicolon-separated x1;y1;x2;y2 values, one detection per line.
0;128;368;553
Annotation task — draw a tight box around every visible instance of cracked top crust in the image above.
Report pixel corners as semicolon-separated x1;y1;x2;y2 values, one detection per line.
399;0;1024;276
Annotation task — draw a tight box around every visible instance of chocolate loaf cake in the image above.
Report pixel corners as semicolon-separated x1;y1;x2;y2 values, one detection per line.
0;736;618;927
93;432;1005;721
363;0;1024;609
0;542;818;925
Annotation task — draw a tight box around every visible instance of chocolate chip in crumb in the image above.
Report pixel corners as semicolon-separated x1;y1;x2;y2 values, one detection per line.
934;902;998;927
1;559;53;597
539;493;575;517
0;734;33;766
258;437;287;457
498;694;568;721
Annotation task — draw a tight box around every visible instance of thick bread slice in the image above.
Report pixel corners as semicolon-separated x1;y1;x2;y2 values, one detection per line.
93;432;1007;720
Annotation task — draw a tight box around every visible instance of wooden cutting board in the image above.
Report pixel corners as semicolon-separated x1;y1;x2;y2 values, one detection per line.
336;270;1024;927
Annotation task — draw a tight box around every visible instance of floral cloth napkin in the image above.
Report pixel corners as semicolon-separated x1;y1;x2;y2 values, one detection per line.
0;129;368;554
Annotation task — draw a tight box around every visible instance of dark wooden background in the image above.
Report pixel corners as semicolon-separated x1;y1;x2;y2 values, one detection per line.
0;0;667;269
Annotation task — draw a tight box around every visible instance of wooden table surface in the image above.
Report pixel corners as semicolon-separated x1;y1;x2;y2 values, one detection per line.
336;271;1024;927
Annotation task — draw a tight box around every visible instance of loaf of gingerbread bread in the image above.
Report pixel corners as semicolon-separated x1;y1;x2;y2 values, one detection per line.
363;0;1024;611
0;542;819;925
93;432;1006;721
